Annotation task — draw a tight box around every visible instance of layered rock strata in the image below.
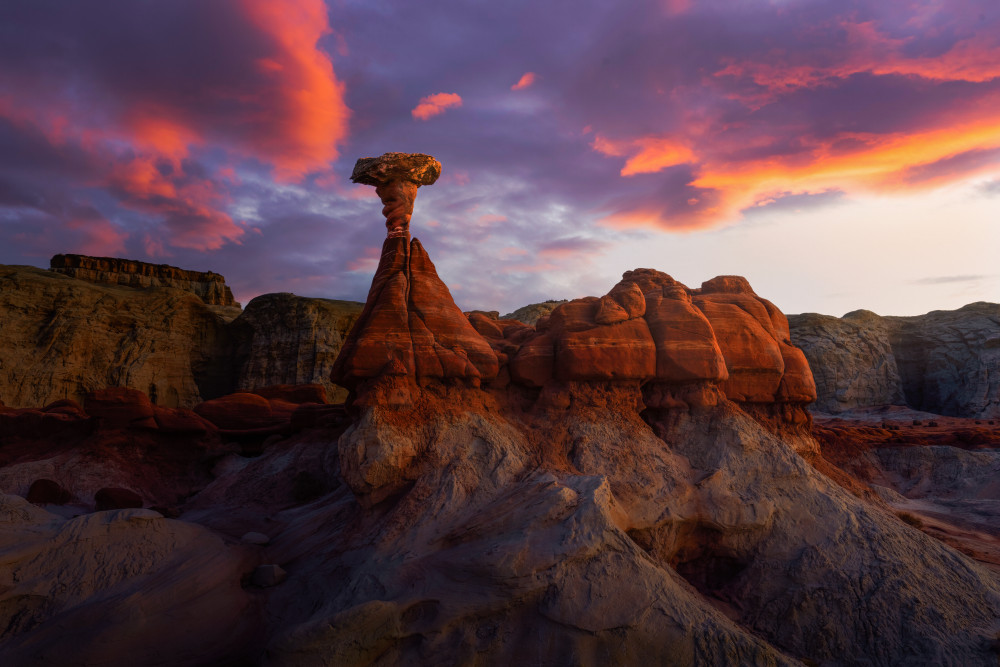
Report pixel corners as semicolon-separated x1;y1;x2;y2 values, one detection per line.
231;294;363;403
0;265;233;409
50;253;239;309
0;264;365;408
789;302;1000;418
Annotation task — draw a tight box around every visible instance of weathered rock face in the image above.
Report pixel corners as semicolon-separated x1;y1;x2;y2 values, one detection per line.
50;254;239;310
789;302;1000;418
230;294;363;404
331;236;500;395
0;266;233;409
488;269;814;412
500;299;567;325
787;310;906;413
0;496;260;665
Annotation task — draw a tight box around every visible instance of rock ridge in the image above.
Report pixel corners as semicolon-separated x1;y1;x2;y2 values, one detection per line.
789;302;1000;418
50;253;239;308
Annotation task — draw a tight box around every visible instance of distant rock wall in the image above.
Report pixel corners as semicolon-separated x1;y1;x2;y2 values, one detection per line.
789;302;1000;418
230;294;363;403
50;254;239;308
0;264;364;408
0;266;233;408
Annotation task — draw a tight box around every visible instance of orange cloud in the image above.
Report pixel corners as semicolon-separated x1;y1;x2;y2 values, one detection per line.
107;155;244;251
593;135;695;176
0;0;347;254
65;217;128;256
412;92;463;120
597;95;1000;231
716;20;1000;96
511;72;536;91
238;0;349;180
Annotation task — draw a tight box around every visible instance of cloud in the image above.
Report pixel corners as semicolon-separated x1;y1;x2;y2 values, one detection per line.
2;0;999;316
411;93;463;120
0;0;349;257
911;275;989;286
511;72;536;91
978;179;1000;196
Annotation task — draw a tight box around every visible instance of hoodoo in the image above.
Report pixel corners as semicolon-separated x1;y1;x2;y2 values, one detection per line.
331;153;500;404
1;155;997;667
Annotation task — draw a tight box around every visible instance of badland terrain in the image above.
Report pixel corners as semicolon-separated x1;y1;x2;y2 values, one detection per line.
0;154;997;666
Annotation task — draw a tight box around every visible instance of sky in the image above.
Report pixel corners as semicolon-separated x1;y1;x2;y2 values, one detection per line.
0;0;997;318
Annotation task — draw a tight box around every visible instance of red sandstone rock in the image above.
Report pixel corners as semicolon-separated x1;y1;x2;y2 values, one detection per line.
84;388;157;430
251;384;328;405
608;281;646;318
643;286;728;384
42;399;87;417
331;237;498;392
694;280;785;402
152;407;216;434
193;392;276;430
556;318;656;382
594;294;630;325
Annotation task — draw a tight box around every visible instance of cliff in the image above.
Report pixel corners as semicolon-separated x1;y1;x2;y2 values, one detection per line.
231;293;363;403
50;253;240;311
789;302;1000;418
0;265;233;408
0;264;364;408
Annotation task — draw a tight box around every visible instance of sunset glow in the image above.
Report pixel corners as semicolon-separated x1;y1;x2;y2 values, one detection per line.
0;0;996;316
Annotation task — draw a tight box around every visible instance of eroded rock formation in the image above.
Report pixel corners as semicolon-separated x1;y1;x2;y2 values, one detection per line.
789;302;1000;418
1;154;998;666
232;293;363;403
0;265;364;408
0;265;233;409
50;253;240;311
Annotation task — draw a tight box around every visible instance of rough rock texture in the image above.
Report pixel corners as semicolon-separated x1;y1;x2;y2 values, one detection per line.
331;236;499;393
0;264;368;409
491;269;814;414
501;299;568;325
50;253;239;310
0;495;261;664
231;294;363;403
350;152;442;187
813;410;1000;570
0;265;234;409
790;302;1000;418
786;310;906;413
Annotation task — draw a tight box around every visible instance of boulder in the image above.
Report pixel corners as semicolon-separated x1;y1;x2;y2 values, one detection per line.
193;393;276;430
84;388;157;430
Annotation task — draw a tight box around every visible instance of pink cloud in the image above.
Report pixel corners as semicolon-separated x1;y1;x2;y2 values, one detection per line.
511;72;536;91
411;92;463;120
